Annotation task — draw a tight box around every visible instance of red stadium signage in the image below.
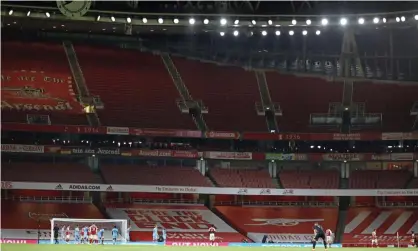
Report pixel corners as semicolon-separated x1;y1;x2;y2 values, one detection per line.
381;132;417;140
124;209;216;231
0;239;37;244
1;70;83;113
332;133;362;140
204;151;252;160
2;122;418;142
1;144;417;162
166;242;228;246
131;128;202;138
205;131;240;139
1;144;44;153
106;126;129;135
63;147;121;156
131;231;244;243
133;149;199;158
322;153;363;161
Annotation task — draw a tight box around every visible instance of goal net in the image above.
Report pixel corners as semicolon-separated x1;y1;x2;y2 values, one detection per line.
50;218;128;244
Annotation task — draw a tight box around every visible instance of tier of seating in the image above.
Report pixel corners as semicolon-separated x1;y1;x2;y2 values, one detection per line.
279;170;340;189
2;198;416;244
349;170;412;189
100;165;212;187
106;204;246;242
74;46;196;129
1;42;87;125
1;111;87;125
3;41;418;132
209;167;276;188
173;57;267;132
215;206;339;243
352;82;418;131
2;161;414;190
1;163;102;183
266;73;344;132
344;207;418;244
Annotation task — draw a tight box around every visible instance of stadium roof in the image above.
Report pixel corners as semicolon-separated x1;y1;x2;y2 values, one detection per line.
3;1;418;15
2;1;418;36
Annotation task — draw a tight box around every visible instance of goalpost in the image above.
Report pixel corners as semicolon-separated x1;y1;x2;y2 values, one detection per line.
50;218;128;244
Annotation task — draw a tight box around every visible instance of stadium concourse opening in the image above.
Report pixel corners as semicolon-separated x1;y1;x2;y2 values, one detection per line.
1;0;418;249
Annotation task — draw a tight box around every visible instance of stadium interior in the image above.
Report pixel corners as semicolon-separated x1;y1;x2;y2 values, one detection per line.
1;0;418;249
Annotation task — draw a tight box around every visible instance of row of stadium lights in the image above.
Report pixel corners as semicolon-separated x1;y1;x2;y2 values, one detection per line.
102;15;418;26
7;10;418;35
9;9;418;26
106;14;418;36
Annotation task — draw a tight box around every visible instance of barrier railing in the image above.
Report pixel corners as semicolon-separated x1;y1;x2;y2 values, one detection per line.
103;197;127;204
378;201;418;208
2;196;92;203
215;200;337;207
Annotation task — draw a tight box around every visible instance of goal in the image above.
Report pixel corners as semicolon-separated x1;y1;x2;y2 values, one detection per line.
50;218;128;244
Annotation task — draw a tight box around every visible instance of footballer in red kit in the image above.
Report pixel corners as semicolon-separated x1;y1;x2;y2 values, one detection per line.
412;231;417;247
325;229;333;247
89;224;98;244
65;226;71;243
208;224;216;243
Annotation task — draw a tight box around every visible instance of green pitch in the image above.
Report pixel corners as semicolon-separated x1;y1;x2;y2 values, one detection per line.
0;245;402;251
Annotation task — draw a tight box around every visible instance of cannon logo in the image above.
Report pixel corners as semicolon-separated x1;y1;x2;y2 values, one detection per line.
1;181;12;189
259;189;271;195
245;218;324;226
237;188;248;195
282;189;294;195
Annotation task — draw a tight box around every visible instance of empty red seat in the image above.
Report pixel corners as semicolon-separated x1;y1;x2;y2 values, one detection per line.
352;82;418;131
173;57;267;132
349;170;412;189
210;167;276;188
1;162;102;183
74;46;196;129
266;73;344;132
279;170;339;189
100;165;212;187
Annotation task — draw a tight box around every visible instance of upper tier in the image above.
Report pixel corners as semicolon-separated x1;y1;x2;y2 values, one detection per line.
2;41;417;132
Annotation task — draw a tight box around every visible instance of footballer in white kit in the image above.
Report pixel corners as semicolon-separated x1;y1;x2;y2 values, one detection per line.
371;229;378;247
208;225;216;242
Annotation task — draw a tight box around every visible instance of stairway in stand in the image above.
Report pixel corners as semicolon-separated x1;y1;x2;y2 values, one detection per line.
63;41;101;126
161;53;207;131
255;70;279;132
